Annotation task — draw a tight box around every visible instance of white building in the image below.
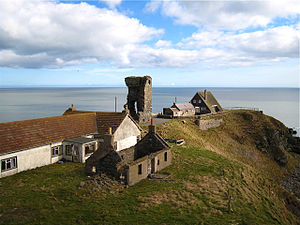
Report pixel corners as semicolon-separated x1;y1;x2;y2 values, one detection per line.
0;108;141;178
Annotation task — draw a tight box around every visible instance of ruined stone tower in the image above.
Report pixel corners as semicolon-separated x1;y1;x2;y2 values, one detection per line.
125;76;152;123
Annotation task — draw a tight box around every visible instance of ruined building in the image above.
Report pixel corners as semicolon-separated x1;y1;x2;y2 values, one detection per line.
85;120;171;186
124;76;152;123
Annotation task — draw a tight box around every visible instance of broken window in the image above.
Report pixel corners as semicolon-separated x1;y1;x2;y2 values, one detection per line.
164;152;168;161
138;164;142;175
85;143;96;154
1;157;17;172
51;145;62;157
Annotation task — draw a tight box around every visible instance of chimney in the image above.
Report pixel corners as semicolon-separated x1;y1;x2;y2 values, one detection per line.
204;89;207;100
148;118;156;134
103;127;114;148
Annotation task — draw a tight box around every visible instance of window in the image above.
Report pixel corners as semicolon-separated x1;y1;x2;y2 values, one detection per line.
193;99;196;103
51;145;62;157
85;143;96;154
164;152;168;161
138;164;142;175
199;99;202;103
157;159;160;165
1;157;17;172
136;135;141;142
114;142;118;150
65;145;72;156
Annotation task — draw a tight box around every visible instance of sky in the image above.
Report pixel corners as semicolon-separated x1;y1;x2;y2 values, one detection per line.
0;0;299;87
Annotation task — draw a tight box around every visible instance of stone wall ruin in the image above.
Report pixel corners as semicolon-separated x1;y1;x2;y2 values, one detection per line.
124;76;152;123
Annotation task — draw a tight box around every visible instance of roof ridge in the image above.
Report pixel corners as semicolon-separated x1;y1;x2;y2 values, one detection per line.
0;113;95;125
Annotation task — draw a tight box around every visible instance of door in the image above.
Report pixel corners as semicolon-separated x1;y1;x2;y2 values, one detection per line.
151;158;155;173
72;145;80;162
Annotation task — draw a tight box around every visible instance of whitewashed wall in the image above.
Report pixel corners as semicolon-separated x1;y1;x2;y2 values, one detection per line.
114;115;141;151
0;145;50;178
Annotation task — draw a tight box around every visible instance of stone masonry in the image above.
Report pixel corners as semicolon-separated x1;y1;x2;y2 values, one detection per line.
125;76;152;123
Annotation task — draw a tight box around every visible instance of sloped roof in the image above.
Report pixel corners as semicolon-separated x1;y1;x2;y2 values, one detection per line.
173;102;194;111
64;108;141;135
0;113;97;155
95;112;128;135
193;91;223;112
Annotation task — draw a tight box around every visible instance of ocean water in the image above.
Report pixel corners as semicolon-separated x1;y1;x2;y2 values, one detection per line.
0;87;299;134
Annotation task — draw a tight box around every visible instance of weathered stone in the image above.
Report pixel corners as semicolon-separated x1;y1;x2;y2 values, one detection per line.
79;181;85;187
125;76;152;123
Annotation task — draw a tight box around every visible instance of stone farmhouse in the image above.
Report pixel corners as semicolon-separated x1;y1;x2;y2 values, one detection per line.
86;120;171;186
163;89;223;118
0;106;142;178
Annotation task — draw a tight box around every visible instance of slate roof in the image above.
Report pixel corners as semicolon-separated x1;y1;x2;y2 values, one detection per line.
0;113;97;155
64;137;96;144
173;102;194;111
193;91;223;112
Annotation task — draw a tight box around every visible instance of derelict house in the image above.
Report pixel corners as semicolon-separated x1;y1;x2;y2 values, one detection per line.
86;120;171;186
0;107;141;178
190;90;223;115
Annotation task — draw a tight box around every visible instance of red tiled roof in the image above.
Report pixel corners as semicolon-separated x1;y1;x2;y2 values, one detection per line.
64;109;141;135
0;113;97;155
95;112;127;135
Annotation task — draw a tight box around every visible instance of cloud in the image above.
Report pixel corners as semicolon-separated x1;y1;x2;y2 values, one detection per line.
155;40;172;48
99;0;122;9
179;26;299;62
0;0;163;68
145;0;300;30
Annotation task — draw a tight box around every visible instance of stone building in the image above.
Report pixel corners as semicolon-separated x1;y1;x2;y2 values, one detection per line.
85;120;171;186
0;106;141;178
190;90;223;115
163;102;195;118
125;76;152;123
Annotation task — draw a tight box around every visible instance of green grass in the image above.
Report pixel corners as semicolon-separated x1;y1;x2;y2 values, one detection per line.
0;110;299;224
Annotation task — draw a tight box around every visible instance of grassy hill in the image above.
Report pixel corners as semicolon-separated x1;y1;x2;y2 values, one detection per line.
0;110;299;224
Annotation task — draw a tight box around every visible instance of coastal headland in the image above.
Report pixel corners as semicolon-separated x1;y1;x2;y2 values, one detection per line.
0;109;299;224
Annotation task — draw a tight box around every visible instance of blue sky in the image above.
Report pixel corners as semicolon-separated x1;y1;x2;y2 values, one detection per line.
0;0;299;87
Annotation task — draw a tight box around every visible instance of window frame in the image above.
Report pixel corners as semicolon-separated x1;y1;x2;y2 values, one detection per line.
51;145;62;157
85;142;96;154
1;156;17;172
138;164;142;175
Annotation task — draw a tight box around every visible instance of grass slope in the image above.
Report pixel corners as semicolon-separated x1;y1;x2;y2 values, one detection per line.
0;110;299;224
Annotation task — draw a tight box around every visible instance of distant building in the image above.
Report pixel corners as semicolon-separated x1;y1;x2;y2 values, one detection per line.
190;90;223;115
163;102;195;118
0;106;141;178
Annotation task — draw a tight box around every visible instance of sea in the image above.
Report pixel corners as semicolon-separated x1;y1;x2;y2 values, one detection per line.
0;87;299;135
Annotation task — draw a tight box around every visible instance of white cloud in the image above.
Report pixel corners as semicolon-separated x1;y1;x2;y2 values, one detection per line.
0;0;163;68
177;25;299;67
179;26;299;59
99;0;122;9
146;0;300;30
155;40;172;48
